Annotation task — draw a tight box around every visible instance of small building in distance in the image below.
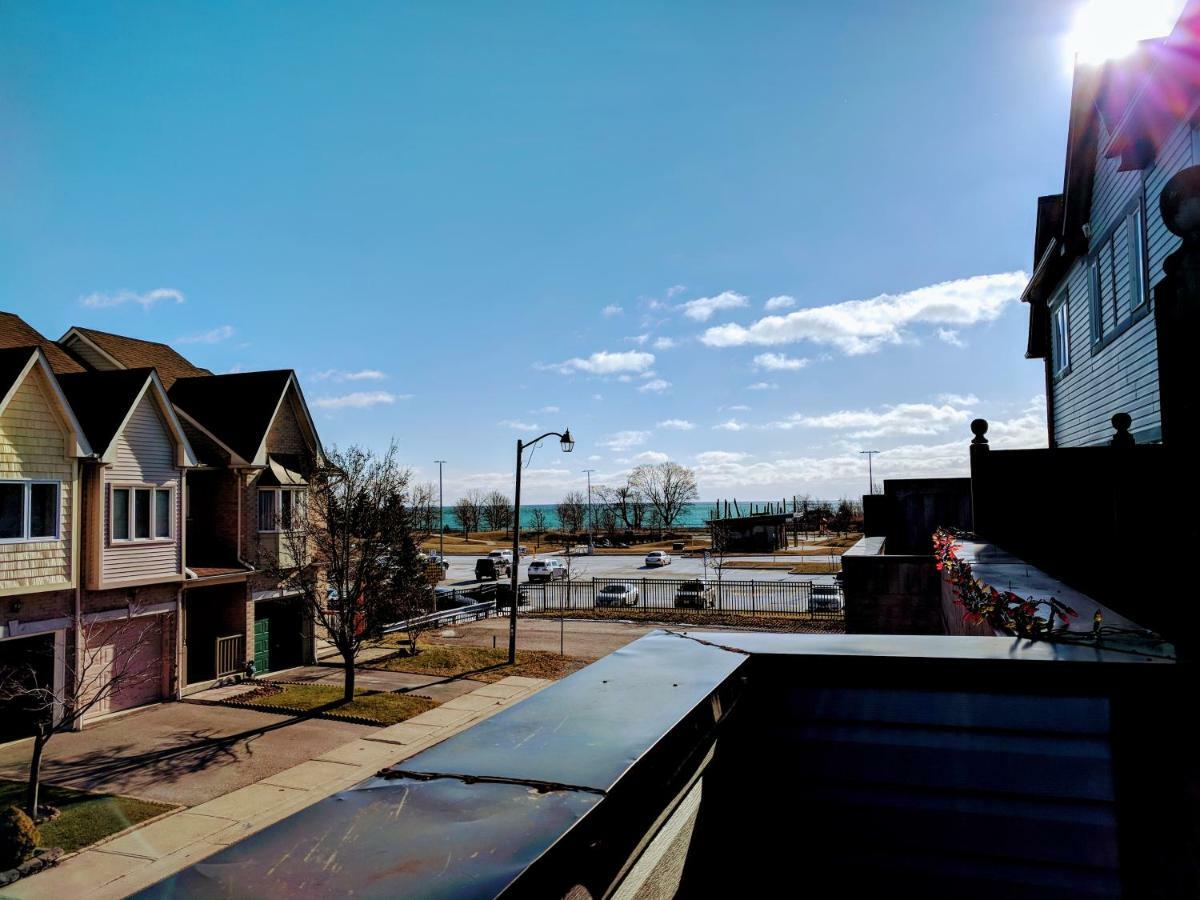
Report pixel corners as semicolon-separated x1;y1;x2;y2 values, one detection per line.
710;512;792;552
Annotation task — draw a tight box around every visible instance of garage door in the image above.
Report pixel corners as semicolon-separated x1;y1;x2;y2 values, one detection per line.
86;617;164;717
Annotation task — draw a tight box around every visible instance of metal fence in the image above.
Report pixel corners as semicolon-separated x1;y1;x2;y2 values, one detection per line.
517;577;842;619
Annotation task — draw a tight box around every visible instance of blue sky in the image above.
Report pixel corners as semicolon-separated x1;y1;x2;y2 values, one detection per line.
0;1;1146;501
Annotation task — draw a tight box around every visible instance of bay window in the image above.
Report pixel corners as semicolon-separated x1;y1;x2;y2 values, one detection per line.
258;487;305;532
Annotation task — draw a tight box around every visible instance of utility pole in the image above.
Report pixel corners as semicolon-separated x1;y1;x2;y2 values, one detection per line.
859;450;880;495
434;460;447;561
582;468;596;554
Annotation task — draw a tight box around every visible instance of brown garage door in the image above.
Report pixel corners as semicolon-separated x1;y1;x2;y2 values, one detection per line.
85;617;164;717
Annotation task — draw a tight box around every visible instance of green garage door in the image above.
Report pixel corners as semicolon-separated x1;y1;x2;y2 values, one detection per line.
253;615;270;675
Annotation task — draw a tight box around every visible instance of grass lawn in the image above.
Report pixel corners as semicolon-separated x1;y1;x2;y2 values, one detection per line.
237;683;436;726
0;779;175;854
371;639;587;683
525;608;845;632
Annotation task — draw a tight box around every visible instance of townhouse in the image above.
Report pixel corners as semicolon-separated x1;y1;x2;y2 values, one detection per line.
0;313;323;738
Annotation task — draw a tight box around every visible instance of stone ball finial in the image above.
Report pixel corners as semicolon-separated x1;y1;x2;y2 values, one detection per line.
1160;166;1200;241
970;418;989;445
1110;412;1135;447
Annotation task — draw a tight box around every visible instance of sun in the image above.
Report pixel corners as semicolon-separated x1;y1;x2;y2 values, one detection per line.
1064;0;1185;70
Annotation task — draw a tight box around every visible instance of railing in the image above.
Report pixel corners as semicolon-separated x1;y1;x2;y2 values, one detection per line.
517;577;842;619
382;599;496;635
216;633;245;677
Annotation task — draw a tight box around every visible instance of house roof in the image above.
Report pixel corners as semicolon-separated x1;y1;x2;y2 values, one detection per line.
0;347;37;399
169;370;299;465
0;313;86;373
57;368;158;458
62;326;211;388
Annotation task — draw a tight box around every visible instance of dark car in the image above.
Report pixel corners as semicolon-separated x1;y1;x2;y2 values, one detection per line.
674;580;714;609
475;557;510;581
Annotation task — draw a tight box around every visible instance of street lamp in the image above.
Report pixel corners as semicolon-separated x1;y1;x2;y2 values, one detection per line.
510;428;574;664
434;460;447;562
582;468;596;554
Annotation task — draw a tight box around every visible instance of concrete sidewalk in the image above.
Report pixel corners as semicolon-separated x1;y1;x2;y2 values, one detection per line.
8;676;550;900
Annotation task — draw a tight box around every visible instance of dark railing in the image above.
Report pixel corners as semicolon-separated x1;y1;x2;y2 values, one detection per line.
216;633;245;677
517;577;841;619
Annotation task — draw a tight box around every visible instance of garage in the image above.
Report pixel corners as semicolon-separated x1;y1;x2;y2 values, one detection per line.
84;616;166;718
0;633;56;742
253;600;304;675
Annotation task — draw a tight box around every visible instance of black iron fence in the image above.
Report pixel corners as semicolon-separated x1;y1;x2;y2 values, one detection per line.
515;577;841;619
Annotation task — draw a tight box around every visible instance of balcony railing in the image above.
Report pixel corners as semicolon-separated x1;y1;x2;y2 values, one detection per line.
216;633;245;677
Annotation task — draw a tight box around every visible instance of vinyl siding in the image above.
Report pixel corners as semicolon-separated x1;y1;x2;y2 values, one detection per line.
1050;118;1195;446
61;334;119;371
102;393;184;583
0;368;75;590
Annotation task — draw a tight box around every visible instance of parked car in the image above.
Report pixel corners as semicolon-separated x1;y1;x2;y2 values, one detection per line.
810;583;842;612
488;549;514;564
597;583;640;607
518;545;529;557
421;551;450;572
645;550;672;567
475;556;511;580
527;559;567;582
674;580;714;609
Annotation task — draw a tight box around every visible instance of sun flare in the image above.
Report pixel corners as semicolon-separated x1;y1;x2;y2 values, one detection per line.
1064;0;1185;70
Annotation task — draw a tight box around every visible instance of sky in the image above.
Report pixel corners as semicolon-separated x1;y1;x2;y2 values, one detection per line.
0;1;1178;502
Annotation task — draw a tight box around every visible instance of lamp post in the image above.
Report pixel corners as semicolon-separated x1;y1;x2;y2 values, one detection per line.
510;428;574;664
859;449;880;495
582;468;596;554
434;460;447;562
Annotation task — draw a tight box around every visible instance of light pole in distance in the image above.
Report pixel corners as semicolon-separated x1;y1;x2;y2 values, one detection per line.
859;449;880;495
582;468;596;554
434;460;447;562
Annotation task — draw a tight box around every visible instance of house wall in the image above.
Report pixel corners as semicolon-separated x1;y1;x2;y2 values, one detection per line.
100;393;185;585
1050;118;1195;446
0;367;77;594
60;334;118;371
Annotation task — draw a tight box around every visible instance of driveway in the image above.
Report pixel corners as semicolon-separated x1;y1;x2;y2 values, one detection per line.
0;702;373;808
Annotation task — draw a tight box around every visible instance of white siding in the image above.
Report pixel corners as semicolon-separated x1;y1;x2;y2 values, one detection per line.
102;393;184;582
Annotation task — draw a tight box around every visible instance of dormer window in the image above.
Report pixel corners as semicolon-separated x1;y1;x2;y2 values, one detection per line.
0;480;61;542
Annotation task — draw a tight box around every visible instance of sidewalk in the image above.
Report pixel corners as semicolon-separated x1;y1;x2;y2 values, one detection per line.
7;676;550;900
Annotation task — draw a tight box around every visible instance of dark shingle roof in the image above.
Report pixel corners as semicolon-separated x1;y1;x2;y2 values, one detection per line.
0;346;39;400
66;327;210;388
57;369;156;458
0;313;86;373
169;370;294;463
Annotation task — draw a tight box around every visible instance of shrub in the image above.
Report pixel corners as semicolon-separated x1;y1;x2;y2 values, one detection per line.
0;805;40;869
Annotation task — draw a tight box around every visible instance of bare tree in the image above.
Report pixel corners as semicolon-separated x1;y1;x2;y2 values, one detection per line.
409;481;439;542
596;483;647;531
275;444;430;701
629;462;699;530
0;612;160;818
453;489;484;540
529;507;549;552
482;490;514;535
556;491;587;534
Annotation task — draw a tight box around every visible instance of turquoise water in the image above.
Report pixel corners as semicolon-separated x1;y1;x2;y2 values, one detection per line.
436;501;839;531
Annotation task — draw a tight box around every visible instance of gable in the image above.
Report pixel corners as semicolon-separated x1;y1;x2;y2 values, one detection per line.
61;332;121;371
0;366;69;474
109;392;178;482
266;386;315;458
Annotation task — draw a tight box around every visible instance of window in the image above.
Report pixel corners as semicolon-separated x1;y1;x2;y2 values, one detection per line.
1088;199;1148;345
1051;292;1070;376
258;487;305;532
111;484;173;542
0;481;61;542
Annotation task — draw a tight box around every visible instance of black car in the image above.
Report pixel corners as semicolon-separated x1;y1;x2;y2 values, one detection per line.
475;557;510;580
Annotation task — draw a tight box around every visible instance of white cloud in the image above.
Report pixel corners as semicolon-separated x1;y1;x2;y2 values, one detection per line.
638;378;671;393
694;450;748;464
753;352;810;371
533;405;560;413
626;334;650;345
600;430;651;451
666;284;687;298
936;327;965;347
314;390;405;410
713;419;748;431
80;287;185;310
632;450;669;463
764;295;796;311
936;393;979;406
679;290;749;322
176;324;235;344
602;304;624;317
748;381;778;391
657;418;695;430
544;350;655;376
700;272;1026;355
587;454;603;461
770;401;973;438
312;368;386;382
499;419;539;430
722;404;751;412
652;337;678;350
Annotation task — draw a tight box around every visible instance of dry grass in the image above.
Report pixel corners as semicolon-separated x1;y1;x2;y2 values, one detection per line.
237;683;436;725
525;608;844;632
369;637;588;683
0;780;175;854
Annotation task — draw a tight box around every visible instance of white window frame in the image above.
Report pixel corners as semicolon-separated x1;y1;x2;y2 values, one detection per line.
0;479;62;544
110;483;174;544
1051;291;1070;376
258;487;306;533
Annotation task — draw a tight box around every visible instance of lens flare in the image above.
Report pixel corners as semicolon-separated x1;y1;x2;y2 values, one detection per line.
1064;0;1185;70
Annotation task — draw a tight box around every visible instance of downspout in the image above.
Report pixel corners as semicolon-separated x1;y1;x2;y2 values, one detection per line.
236;467;254;571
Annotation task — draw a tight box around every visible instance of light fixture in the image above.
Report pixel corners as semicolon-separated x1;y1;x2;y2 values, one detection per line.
560;429;575;453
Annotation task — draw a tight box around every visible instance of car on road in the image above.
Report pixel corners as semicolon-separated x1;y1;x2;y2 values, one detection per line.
674;580;714;609
421;551;451;572
488;549;513;564
644;550;672;567
527;559;567;582
597;583;640;607
475;556;511;580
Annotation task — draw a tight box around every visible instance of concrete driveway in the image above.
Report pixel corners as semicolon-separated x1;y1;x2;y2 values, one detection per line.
0;702;373;808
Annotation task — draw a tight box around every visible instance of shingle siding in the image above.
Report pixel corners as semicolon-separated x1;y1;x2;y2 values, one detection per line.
1050;118;1195;447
